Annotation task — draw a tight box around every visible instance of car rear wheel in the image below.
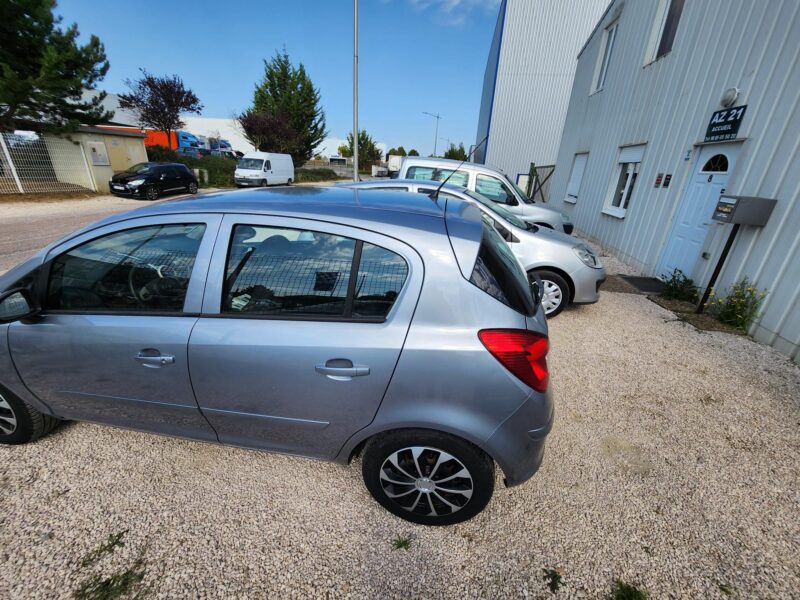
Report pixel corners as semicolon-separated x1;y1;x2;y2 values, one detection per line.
287;178;293;185
187;182;198;194
145;185;159;201
0;387;59;445
533;269;570;317
362;429;495;525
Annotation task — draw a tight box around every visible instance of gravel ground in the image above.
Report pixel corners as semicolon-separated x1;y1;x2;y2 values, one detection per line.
0;205;799;599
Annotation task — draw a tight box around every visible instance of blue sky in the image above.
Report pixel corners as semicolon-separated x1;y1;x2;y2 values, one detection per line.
58;0;500;155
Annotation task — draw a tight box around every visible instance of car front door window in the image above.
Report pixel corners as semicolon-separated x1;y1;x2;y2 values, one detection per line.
476;174;516;205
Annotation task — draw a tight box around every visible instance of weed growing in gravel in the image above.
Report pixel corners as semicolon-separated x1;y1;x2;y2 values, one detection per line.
542;568;564;593
74;553;146;600
661;268;698;303
81;531;128;568
391;535;413;550
705;277;767;331
718;583;734;595
609;580;648;600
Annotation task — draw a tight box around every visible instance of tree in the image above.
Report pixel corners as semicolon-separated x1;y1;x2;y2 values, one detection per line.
443;142;468;161
395;146;407;156
238;108;301;154
346;129;382;163
0;0;111;132
118;69;202;150
337;142;352;158
408;149;419;156
251;50;327;164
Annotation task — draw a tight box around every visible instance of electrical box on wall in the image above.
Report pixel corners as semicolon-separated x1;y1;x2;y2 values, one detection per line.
712;195;777;226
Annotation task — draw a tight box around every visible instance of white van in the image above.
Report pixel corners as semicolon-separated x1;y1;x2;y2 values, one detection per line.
234;152;295;187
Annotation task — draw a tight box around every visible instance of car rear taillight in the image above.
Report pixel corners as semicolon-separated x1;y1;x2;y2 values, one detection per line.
478;329;549;392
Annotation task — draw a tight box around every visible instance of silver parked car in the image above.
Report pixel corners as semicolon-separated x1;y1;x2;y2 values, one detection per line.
0;187;553;525
340;180;606;317
397;156;574;234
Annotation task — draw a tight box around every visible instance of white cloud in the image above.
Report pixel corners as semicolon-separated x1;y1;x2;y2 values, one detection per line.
392;0;502;26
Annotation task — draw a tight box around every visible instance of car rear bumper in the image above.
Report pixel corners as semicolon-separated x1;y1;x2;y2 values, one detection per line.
486;391;554;487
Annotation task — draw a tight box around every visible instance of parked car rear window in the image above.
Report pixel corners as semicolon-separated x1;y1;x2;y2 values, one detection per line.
407;166;469;187
47;224;206;312
223;225;408;320
470;215;535;316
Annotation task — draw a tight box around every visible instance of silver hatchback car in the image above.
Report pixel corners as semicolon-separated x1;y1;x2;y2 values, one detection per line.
0;188;553;525
341;180;606;317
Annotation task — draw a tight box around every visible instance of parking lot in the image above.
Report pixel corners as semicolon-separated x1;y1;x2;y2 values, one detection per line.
1;195;798;599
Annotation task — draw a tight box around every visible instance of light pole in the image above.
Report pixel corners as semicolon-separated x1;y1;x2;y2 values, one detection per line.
423;111;442;156
440;137;451;152
353;0;359;181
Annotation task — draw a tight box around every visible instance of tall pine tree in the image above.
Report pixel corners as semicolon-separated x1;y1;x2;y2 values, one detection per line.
250;51;327;164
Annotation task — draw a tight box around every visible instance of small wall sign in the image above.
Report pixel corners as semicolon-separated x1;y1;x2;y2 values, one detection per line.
705;105;747;142
663;174;672;188
654;173;663;187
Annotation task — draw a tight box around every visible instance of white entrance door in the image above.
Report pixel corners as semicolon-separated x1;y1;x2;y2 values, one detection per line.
657;144;740;279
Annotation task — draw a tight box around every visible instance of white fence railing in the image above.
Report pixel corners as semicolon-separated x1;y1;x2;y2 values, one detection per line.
0;132;95;194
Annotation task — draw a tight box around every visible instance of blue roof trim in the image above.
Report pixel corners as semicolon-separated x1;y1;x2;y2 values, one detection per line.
483;0;508;164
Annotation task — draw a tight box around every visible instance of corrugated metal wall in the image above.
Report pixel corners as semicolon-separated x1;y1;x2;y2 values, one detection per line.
479;0;607;178
474;0;506;165
548;0;800;362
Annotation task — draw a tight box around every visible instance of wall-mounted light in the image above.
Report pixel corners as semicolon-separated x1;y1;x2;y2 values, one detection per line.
720;87;740;107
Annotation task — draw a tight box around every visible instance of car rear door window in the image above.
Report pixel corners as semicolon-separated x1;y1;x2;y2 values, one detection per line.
223;225;408;320
476;174;515;204
47;224;207;312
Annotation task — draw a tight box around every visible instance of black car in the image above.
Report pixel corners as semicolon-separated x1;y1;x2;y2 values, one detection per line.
109;162;199;200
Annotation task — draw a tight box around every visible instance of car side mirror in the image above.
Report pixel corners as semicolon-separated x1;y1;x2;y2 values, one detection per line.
0;289;37;323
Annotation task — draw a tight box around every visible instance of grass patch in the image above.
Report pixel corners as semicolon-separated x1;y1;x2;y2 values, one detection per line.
74;554;146;600
718;583;734;596
295;167;343;183
81;531;128;568
391;535;412;550
609;580;648;600
542;568;564;593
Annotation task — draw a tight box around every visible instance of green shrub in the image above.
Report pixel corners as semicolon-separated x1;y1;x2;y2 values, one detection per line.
705;277;766;331
295;168;342;183
609;580;648;600
180;155;236;187
145;145;179;162
661;268;698;303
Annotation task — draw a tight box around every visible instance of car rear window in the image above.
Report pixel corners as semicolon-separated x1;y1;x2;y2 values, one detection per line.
469;215;535;316
407;166;469;187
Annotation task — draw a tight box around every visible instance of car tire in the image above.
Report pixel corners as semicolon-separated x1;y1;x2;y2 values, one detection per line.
187;182;198;194
287;178;293;185
0;386;59;445
362;429;495;526
261;179;268;187
145;185;159;201
533;269;570;317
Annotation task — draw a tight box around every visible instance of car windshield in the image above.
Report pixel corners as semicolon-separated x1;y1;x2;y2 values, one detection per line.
238;158;264;170
128;163;152;174
506;176;534;204
464;189;530;230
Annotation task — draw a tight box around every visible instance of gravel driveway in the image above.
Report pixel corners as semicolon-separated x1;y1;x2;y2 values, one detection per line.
0;201;798;598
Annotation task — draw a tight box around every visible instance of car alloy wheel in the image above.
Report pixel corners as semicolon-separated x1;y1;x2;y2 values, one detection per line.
188;182;198;194
0;393;17;435
541;280;563;314
379;446;474;518
145;185;159;200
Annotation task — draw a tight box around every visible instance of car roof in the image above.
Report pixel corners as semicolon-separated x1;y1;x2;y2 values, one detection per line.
402;156;508;175
105;187;449;224
341;179;468;193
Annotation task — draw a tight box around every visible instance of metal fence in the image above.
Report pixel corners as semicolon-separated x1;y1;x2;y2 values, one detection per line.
516;164;555;203
0;132;95;194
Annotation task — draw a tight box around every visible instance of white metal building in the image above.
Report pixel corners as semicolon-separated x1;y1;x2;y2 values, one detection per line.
546;0;800;362
474;0;607;178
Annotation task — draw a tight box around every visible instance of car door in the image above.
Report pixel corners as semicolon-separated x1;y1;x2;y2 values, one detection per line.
163;166;185;192
188;214;423;459
8;214;222;440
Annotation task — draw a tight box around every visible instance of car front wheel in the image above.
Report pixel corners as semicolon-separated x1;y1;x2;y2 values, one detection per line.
362;429;495;525
533;269;570;317
261;179;268;187
145;185;159;201
0;387;59;445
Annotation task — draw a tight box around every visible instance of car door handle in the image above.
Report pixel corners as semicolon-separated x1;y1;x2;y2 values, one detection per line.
315;360;370;380
135;351;175;368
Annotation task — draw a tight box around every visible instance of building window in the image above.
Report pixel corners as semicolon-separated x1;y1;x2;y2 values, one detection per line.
565;153;588;204
647;0;685;63
602;145;645;218
701;154;729;173
593;21;618;92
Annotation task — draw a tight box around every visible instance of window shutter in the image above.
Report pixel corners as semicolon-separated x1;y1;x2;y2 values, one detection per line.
566;154;588;198
618;144;645;164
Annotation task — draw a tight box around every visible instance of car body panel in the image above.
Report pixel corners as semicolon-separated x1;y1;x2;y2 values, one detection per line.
109;162;197;200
